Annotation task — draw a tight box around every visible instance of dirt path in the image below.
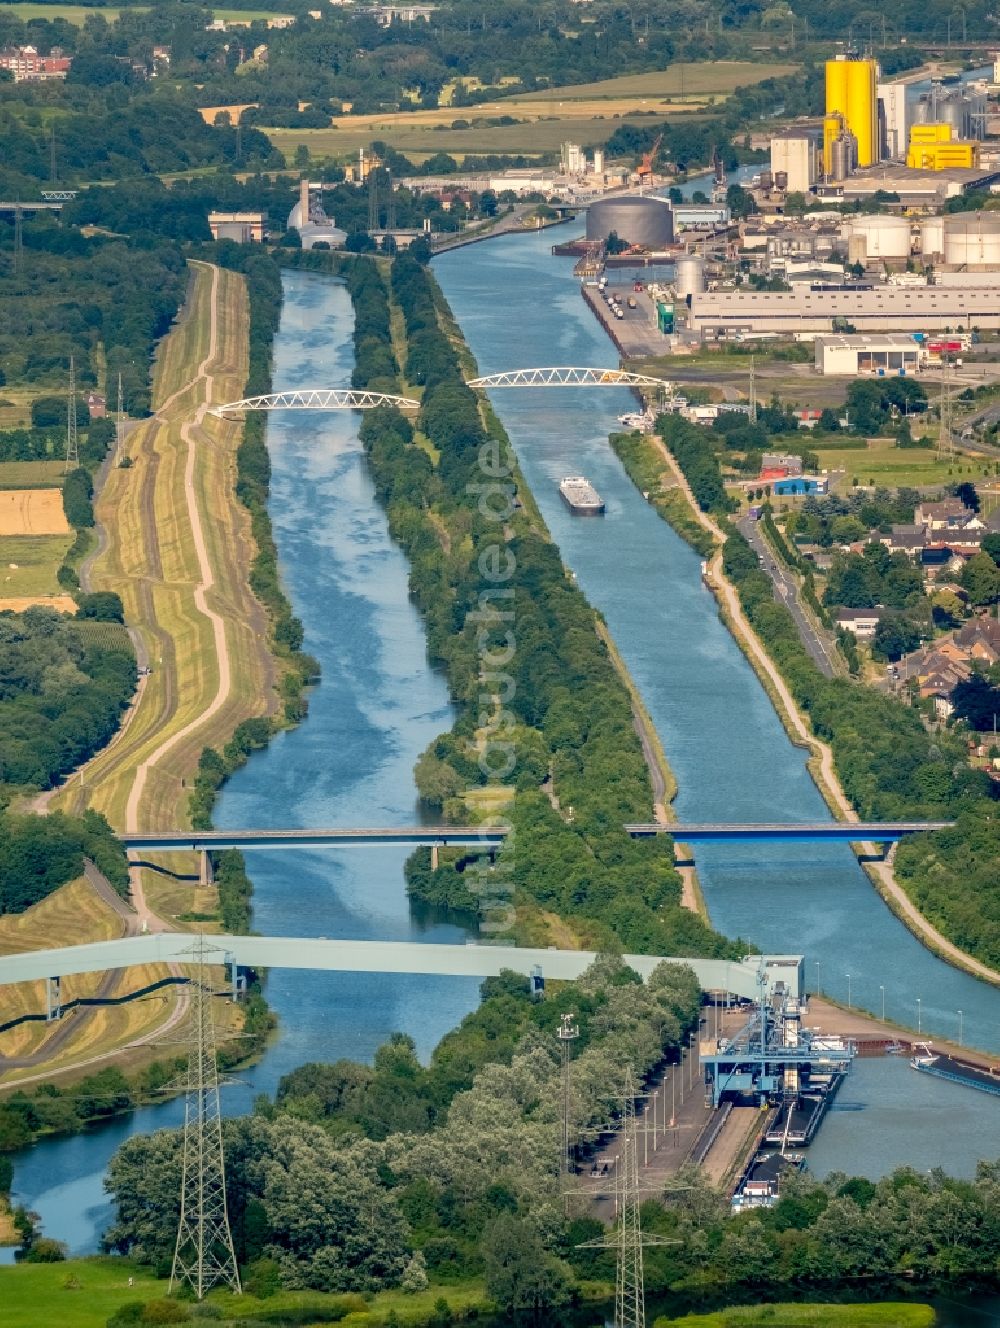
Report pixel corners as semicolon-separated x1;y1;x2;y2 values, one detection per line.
652;436;1000;988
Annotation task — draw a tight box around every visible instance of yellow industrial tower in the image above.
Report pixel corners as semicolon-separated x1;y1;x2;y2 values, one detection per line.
825;56;878;169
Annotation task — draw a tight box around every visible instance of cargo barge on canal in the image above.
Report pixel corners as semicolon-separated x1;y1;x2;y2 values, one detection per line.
559;475;606;515
910;1043;1000;1097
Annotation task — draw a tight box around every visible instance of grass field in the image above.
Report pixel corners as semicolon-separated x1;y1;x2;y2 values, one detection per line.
0;3;282;23
0;532;73;597
0;487;69;535
267;60;795;161
656;1307;935;1328
0;461;67;489
818;440;1000;489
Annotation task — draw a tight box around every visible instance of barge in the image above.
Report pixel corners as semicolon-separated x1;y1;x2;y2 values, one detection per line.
559;475;606;515
910;1043;1000;1098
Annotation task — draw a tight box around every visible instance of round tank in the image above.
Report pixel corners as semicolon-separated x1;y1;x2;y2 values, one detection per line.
847;214;911;259
943;212;1000;267
830;137;851;181
586;196;674;249
941;96;963;135
913;98;930;125
920;217;945;257
846;59;877;167
674;255;706;298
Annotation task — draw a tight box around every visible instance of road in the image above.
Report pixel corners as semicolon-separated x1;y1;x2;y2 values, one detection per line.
737;514;840;679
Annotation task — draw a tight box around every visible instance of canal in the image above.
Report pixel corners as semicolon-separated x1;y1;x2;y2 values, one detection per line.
6;240;999;1256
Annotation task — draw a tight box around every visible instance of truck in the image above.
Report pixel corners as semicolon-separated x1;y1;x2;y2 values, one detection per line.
627;296;637;309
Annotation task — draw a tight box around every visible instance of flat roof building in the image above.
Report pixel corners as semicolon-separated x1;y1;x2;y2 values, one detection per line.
208;211;267;242
689;285;1000;337
815;334;924;376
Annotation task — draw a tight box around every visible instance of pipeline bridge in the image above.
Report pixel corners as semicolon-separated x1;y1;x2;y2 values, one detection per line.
119;821;952;853
0;933;805;1018
209;389;420;418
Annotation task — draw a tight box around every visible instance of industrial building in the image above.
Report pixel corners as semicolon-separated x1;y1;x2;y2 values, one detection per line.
208;211;267;243
585;196;674;249
907;122;980;171
287;180;346;250
825;56;878;171
814;334;924;376
878;81;910;160
769;128;820;193
687;284;1000;337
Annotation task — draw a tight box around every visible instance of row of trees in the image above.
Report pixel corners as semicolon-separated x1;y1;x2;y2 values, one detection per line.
0;807;127;914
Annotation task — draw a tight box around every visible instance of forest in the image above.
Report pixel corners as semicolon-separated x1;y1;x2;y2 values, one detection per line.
302;247;746;962
0;607;136;801
0;807;127;914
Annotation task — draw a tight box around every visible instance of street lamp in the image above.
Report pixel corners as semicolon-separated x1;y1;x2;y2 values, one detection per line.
815;961;821;995
917;996;922;1034
845;974;852;1009
879;985;885;1023
958;1009;963;1047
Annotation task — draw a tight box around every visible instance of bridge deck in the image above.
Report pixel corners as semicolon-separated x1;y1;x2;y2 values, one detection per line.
0;935;803;1001
119;821;951;851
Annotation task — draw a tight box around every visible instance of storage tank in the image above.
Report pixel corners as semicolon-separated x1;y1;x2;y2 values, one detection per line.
674;254;706;298
830;135;852;181
920;216;945;258
586;196;674;249
943;213;1000;267
847;214;911;260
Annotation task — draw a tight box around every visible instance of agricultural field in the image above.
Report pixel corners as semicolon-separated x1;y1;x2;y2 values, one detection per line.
0;532;73;600
266;61;796;162
0;460;68;489
0;3;282;23
0;487;69;535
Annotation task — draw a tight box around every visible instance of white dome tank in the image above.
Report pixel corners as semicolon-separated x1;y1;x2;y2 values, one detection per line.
847;214;911;260
943;212;1000;267
920;217;945;257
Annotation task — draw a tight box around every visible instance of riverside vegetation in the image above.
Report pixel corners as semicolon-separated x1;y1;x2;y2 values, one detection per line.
657;413;1000;972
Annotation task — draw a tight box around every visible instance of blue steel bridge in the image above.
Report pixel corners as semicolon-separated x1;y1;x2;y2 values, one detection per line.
118;821;953;853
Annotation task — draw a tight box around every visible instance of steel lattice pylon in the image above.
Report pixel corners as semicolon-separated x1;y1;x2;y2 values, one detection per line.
170;938;241;1300
614;1066;645;1328
65;356;79;470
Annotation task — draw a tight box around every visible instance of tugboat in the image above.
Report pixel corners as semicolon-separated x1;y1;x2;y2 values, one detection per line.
559;475;605;515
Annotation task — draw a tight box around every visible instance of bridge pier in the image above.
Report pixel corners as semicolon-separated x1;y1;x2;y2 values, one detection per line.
430;845;439;870
199;850;214;887
45;976;62;1022
225;953;243;1002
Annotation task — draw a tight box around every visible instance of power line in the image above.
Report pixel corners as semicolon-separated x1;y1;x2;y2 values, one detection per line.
170;936;242;1301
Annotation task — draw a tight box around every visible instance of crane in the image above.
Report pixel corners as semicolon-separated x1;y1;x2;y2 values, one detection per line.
636;132;662;183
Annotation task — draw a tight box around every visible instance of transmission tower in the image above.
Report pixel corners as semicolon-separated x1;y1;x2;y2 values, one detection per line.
65;356;79;471
13;203;23;279
368;168;380;231
116;371;125;456
385;169;396;231
938;354;953;457
49;126;57;185
170;936;242;1301
748;355;758;424
577;1068;677;1328
557;1012;580;1206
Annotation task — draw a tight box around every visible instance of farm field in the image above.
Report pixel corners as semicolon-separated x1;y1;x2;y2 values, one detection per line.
0;3;281;23
265;60;796;161
0;460;68;489
0;531;73;597
0;487;69;535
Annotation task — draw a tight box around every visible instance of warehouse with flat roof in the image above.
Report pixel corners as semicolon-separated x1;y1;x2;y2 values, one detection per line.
814;334;925;375
688;285;1000;337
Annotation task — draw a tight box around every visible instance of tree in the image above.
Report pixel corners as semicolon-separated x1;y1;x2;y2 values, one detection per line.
961;552;1000;608
952;480;980;512
77;591;125;622
951;675;1000;730
980;532;1000;567
872;612;922;662
480;1215;572;1320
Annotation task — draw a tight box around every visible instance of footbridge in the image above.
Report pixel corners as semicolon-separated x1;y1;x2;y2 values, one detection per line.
466;367;673;390
119;821;952;853
210;389;420;418
0;933;804;1004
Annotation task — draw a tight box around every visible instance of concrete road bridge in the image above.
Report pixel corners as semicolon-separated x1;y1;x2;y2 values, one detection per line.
210;389;420;418
0;934;806;1018
120;822;952;853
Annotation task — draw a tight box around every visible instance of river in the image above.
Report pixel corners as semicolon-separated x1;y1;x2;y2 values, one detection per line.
5;239;998;1260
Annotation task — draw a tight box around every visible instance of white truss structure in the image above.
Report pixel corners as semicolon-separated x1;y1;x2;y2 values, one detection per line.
210;388;420;417
466;367;674;389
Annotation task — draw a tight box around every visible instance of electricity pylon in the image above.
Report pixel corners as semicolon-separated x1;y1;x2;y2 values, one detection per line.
170;936;242;1300
748;355;758;425
938;355;953;457
116;371;125;456
577;1067;678;1328
65;357;79;471
557;1012;580;1207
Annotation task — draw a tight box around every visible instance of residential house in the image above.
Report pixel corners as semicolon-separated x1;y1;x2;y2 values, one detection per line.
835;607;885;639
876;524;925;556
86;392;106;419
915;498;985;542
0;45;71;81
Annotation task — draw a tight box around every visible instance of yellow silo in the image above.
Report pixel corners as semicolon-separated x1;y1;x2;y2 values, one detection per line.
825;57;878;169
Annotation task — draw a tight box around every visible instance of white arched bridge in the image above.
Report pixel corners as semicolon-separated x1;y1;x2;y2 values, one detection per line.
210;389;420;418
466;367;673;390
